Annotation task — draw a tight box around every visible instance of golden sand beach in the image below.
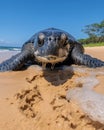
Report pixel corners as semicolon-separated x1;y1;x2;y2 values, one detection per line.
0;47;104;130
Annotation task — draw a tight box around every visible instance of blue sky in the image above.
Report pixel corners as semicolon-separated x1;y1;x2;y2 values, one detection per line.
0;0;104;47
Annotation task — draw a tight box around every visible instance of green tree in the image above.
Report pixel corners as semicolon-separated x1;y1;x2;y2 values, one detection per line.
81;20;104;43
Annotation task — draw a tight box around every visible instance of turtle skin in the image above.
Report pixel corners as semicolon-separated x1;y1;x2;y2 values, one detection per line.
0;28;104;71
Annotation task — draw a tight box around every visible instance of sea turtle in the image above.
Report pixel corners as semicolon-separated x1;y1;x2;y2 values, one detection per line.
0;28;104;71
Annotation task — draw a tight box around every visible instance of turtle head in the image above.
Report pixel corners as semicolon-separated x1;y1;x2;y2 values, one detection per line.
34;28;71;69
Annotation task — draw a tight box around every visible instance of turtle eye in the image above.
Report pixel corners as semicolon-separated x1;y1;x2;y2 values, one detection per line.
61;33;68;47
38;33;45;47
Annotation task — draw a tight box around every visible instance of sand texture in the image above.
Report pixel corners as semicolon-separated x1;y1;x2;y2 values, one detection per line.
0;47;104;130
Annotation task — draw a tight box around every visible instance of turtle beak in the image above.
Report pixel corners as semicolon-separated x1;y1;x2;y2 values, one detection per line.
46;55;58;60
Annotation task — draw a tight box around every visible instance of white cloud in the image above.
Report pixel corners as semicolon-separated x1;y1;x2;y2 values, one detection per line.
0;39;15;47
0;39;5;43
0;39;21;47
0;39;10;44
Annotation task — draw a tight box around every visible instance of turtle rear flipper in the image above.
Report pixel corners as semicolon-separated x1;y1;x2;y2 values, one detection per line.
71;42;104;67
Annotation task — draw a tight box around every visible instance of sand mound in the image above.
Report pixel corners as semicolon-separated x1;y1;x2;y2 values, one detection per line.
9;66;103;130
0;65;104;130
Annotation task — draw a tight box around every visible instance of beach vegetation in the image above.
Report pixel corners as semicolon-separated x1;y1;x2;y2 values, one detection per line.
79;20;104;45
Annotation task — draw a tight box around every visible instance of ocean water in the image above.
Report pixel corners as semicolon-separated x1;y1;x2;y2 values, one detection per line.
0;46;21;52
66;67;104;124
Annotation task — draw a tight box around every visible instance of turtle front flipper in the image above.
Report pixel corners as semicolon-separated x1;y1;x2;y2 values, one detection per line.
0;51;34;71
71;42;104;67
0;43;35;72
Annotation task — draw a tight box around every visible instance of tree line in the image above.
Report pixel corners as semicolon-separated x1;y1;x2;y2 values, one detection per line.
78;20;104;44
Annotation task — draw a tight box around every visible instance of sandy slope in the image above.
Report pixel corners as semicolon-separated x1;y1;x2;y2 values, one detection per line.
85;46;104;60
0;47;104;130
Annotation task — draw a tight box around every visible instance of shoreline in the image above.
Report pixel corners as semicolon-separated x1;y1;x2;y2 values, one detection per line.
0;51;20;63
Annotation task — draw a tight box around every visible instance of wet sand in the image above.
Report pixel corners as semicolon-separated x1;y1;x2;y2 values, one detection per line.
0;47;104;130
